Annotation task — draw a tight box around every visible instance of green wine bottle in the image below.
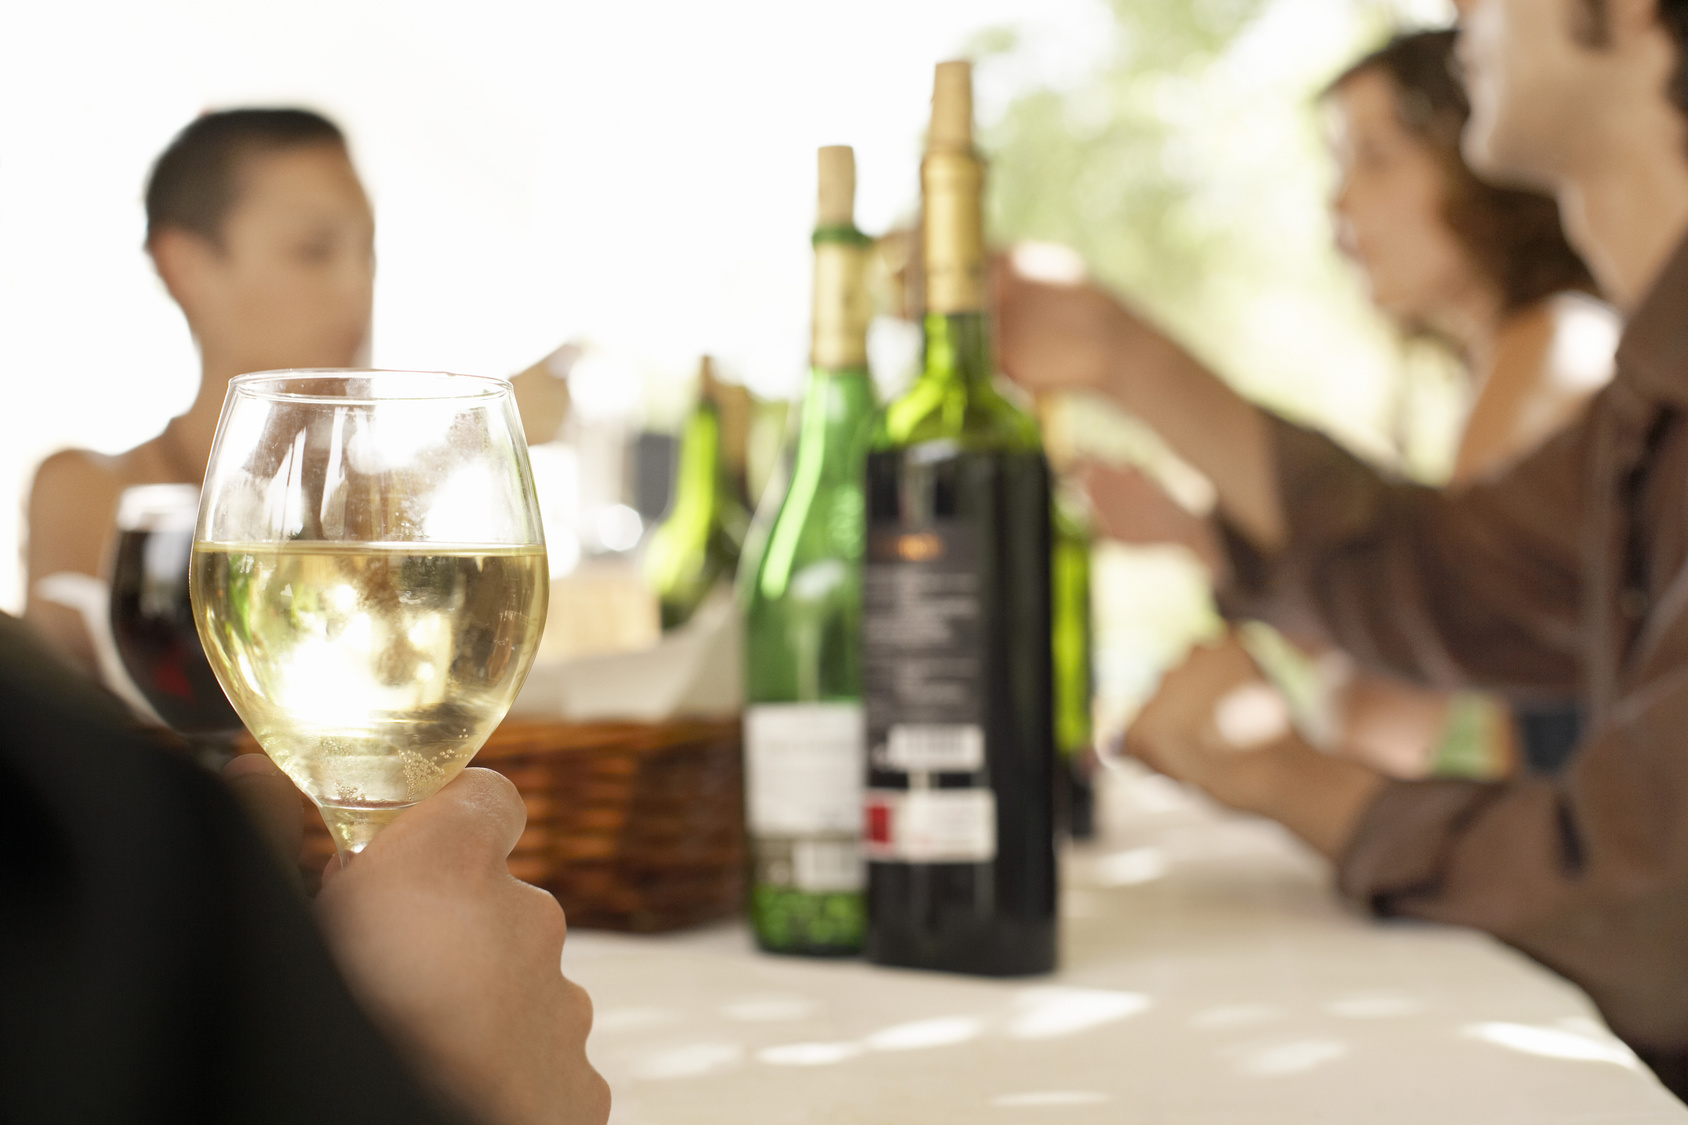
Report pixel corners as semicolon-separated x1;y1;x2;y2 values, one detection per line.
862;61;1057;977
644;356;751;630
1051;479;1097;839
743;146;878;955
1039;397;1098;840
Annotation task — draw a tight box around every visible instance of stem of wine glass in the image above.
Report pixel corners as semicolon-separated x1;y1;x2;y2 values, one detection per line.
319;806;407;867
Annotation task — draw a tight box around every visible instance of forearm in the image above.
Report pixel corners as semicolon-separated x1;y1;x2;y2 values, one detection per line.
1127;637;1385;861
1094;317;1285;550
1217;417;1588;694
1246;740;1387;860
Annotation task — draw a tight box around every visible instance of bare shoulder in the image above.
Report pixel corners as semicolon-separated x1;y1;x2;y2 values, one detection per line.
27;440;172;579
30;447;123;502
29;448;131;530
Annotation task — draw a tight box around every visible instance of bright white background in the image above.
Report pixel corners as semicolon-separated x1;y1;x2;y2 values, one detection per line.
0;0;1448;613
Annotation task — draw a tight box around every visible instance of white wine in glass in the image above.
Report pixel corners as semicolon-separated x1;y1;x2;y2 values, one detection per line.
191;370;549;861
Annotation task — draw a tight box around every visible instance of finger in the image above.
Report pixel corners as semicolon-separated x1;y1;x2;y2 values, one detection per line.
380;767;527;865
223;753;306;869
514;879;569;952
561;974;594;1033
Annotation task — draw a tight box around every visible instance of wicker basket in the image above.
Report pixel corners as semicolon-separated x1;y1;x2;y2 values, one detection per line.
274;718;745;932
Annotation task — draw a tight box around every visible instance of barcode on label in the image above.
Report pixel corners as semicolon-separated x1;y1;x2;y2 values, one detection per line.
884;724;984;771
793;839;864;892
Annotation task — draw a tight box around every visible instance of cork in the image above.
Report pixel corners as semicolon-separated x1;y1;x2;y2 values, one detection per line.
698;354;718;400
816;145;855;227
929;60;974;152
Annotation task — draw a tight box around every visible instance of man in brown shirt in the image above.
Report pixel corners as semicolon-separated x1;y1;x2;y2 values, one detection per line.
996;0;1688;1091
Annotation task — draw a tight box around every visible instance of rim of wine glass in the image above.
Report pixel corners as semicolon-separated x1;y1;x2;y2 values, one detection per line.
229;368;512;404
116;482;201;531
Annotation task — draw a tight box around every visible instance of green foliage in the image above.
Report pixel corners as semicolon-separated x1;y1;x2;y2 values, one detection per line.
977;0;1457;460
975;0;1464;725
979;0;1272;328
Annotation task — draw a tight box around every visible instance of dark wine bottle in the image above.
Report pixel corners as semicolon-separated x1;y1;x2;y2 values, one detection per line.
742;146;878;956
862;60;1057;977
644;356;752;630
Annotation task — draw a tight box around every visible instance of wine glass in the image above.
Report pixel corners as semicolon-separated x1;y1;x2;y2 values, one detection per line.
191;370;549;862
110;484;245;764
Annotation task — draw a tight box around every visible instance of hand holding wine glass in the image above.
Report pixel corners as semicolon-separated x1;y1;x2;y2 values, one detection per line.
315;764;610;1125
192;370;549;862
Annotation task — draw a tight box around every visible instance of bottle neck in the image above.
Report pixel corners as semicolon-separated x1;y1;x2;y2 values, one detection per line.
668;402;723;523
797;364;876;459
812;224;872;371
750;364;875;606
920;311;993;393
805;219;877;471
919;145;991;395
921;149;986;319
877;136;1041;452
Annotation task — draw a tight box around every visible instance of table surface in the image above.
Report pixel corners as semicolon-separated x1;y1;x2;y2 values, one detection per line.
562;764;1688;1124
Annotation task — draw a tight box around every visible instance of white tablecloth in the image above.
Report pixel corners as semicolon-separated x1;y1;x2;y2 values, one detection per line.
562;763;1688;1124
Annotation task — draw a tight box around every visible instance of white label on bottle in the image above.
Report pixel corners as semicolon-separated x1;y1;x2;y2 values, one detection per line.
792;839;864;892
745;703;865;835
863;788;996;863
884;723;984;771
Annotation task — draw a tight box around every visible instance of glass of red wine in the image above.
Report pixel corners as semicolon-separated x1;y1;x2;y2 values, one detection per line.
110;485;245;763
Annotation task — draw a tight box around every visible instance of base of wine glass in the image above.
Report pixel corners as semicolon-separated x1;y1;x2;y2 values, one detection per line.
318;804;409;865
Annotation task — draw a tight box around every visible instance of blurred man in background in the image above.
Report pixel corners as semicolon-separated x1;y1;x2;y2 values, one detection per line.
24;108;374;674
998;0;1688;1092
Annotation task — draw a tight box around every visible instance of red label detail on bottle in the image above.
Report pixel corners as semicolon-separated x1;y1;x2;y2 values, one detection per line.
863;789;995;863
866;799;894;846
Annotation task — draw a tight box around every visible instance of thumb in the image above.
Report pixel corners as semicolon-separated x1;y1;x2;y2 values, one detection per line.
369;767;527;871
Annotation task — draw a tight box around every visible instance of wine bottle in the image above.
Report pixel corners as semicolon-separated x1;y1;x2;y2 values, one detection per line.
862;61;1057;976
643;356;751;630
742;146;878;955
1051;480;1097;840
1038;397;1099;840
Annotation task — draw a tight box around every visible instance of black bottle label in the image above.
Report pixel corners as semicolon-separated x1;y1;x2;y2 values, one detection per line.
862;446;1057;976
861;521;996;862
